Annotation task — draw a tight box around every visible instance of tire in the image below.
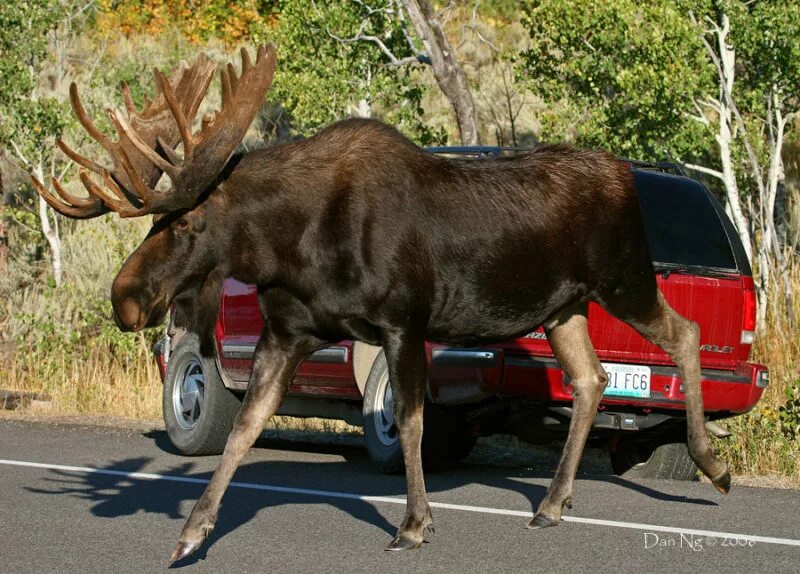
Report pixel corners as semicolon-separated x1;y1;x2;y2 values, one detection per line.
362;351;477;473
422;402;478;466
163;333;242;455
610;438;698;481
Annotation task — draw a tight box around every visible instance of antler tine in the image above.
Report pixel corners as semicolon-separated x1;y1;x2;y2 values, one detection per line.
52;176;100;208
154;68;195;159
240;46;252;72
173;55;216;135
227;62;239;95
110;109;179;179
67;80;159;207
255;43;267;65
79;170;131;213
203;44;276;148
220;67;233;109
134;54;213;122
56;138;106;176
157;135;183;166
68;83;116;155
100;169;145;209
109;53;216;199
112;144;161;206
200;112;215;131
120;81;138;116
228;62;239;94
30;175;109;219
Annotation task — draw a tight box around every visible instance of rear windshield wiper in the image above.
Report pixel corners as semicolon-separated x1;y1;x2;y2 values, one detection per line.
653;263;739;279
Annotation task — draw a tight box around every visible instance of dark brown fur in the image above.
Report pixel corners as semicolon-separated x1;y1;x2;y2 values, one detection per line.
105;118;730;561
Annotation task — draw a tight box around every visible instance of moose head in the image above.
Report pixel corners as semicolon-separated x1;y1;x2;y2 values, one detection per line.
32;45;276;347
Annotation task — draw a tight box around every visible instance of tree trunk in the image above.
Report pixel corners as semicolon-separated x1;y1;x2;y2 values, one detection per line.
400;0;480;145
33;162;63;287
714;20;754;266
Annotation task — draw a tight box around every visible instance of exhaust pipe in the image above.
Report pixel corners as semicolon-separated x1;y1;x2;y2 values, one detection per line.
706;421;732;438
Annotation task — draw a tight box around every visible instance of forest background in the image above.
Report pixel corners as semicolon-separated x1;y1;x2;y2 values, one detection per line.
1;0;798;481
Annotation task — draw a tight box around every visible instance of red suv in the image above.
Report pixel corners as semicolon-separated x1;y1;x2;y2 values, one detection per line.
153;148;768;481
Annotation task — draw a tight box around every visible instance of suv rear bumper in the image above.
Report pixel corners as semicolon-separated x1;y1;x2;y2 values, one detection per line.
500;354;767;415
427;346;767;415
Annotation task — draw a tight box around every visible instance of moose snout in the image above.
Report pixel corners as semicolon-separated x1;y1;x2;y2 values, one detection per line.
111;272;153;332
112;296;147;332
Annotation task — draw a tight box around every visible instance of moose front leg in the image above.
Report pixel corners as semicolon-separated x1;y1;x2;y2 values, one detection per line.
383;329;433;551
529;305;608;529
169;332;313;564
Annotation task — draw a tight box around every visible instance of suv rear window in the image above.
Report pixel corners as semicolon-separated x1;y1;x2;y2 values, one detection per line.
633;170;738;272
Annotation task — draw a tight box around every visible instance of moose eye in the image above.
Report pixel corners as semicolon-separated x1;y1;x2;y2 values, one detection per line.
175;218;190;231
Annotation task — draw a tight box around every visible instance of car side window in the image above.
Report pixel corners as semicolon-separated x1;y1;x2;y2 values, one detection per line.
634;171;738;271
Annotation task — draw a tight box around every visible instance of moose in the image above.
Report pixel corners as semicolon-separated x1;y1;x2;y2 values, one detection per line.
33;45;730;563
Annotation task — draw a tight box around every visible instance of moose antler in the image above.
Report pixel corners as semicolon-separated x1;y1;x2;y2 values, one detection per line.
33;44;276;218
32;53;216;219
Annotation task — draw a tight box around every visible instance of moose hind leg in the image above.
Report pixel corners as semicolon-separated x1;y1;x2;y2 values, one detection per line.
605;291;730;493
529;304;608;529
169;333;313;564
383;329;433;551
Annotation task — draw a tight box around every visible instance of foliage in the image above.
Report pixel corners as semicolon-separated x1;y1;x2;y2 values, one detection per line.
263;0;444;144
517;0;714;160
93;0;443;144
729;0;800;119
778;380;800;440
0;1;70;160
95;0;269;45
1;216;160;380
0;0;60;102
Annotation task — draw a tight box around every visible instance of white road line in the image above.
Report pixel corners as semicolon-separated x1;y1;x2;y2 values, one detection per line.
2;458;799;548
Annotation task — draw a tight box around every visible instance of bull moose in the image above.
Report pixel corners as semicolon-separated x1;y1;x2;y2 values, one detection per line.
32;45;731;563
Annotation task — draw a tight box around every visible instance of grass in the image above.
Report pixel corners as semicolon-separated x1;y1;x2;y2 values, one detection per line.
0;346;360;434
716;263;800;480
1;342;161;420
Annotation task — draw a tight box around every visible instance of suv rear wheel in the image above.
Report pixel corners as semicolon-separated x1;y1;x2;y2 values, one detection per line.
362;351;477;473
163;333;242;455
610;437;698;481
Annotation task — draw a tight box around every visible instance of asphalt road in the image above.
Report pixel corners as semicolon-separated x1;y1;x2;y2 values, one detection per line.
1;418;798;574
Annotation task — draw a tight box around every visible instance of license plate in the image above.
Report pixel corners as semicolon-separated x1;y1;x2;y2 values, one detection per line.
602;363;651;398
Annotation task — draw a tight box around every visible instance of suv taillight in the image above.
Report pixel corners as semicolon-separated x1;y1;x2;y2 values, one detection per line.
742;283;757;344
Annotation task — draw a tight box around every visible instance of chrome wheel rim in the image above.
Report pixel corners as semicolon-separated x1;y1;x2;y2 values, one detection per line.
173;357;205;430
371;371;398;447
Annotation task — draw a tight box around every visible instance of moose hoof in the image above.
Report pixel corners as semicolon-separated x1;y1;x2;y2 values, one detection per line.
526;513;559;530
711;468;731;495
385;535;423;551
169;540;202;565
